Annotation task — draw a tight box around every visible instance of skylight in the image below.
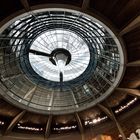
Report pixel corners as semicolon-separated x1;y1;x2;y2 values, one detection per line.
29;30;90;82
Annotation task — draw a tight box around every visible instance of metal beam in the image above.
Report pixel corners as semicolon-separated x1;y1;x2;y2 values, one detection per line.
71;91;79;108
75;113;85;140
127;60;140;67
0;37;33;40
23;86;37;100
20;0;30;11
45;115;52;138
48;91;54;111
5;110;26;135
117;88;140;97
119;15;140;36
82;0;90;10
1;73;23;81
98;104;126;140
19;85;37;102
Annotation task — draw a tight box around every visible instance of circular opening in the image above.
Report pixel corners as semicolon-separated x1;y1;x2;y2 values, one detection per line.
29;29;90;82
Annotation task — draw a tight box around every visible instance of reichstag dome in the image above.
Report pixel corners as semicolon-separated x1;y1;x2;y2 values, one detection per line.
0;1;140;140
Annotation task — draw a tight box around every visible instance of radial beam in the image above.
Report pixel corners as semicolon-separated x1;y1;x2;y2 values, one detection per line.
5;110;26;135
116;88;140;97
20;0;30;11
98;104;126;140
71;91;79;108
75;113;85;140
45;115;52;138
1;73;23;81
82;0;90;10
19;85;37;103
126;60;140;67
48;91;54;111
119;15;140;36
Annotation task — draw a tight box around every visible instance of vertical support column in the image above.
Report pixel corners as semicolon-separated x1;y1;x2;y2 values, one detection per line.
20;0;30;11
98;104;126;140
45;115;52;139
82;0;90;10
119;15;140;36
5;110;26;135
75;113;85;140
117;88;140;98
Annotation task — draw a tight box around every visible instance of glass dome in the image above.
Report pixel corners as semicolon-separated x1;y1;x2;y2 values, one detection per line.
0;8;124;114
